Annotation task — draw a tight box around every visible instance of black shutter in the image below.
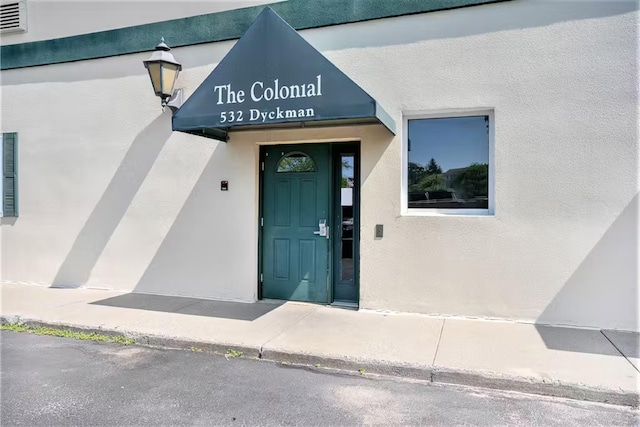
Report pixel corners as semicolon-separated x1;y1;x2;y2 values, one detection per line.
3;132;17;217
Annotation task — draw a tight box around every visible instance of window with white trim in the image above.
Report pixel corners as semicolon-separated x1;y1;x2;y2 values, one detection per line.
405;113;492;214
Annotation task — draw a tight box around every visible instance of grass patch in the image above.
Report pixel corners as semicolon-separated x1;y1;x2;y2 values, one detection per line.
1;322;135;345
225;349;243;358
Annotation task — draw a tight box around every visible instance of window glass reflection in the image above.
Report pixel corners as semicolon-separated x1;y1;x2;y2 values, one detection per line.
277;153;316;172
408;116;489;209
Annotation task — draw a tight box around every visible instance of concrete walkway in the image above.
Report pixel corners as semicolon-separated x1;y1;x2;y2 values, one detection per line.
1;283;638;406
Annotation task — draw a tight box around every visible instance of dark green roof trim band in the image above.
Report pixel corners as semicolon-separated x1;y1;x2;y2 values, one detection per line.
1;0;509;70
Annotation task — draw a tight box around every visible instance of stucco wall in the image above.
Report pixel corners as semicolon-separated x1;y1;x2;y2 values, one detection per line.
1;0;638;329
1;0;278;45
331;0;639;332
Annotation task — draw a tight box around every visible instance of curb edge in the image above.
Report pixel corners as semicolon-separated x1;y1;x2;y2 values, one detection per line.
2;315;637;408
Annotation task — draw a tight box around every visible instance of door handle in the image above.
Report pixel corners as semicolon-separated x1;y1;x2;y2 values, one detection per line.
313;219;329;239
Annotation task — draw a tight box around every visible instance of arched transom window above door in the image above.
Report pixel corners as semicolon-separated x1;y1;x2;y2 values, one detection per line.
276;152;316;173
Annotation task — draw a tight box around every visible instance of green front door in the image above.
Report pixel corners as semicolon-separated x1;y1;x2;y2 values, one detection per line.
261;144;330;303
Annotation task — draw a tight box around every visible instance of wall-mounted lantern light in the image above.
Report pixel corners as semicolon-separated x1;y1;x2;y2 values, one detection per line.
143;38;183;112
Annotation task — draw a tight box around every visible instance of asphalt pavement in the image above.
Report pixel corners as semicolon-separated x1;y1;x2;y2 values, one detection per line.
1;331;637;426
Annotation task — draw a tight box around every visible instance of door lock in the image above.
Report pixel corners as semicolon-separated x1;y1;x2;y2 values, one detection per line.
313;219;329;239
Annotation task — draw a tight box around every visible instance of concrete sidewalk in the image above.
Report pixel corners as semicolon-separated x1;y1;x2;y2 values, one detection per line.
1;283;638;406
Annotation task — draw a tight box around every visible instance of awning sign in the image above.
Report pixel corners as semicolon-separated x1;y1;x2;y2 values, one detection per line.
172;7;395;141
214;74;322;124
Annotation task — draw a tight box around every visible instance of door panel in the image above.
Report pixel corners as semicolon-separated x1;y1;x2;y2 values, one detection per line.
262;144;330;303
274;179;291;226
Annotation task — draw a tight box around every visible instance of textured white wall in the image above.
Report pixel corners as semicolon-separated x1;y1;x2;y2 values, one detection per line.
337;0;639;331
1;0;638;329
0;45;261;301
1;0;279;45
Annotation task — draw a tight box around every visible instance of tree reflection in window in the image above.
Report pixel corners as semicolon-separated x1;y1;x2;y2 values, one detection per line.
277;153;316;172
407;116;490;209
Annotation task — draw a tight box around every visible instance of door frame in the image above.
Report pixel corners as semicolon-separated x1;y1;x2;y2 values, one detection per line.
257;142;360;304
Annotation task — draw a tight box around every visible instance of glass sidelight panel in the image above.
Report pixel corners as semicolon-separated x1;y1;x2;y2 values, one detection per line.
332;143;359;304
339;155;355;283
